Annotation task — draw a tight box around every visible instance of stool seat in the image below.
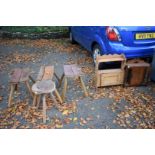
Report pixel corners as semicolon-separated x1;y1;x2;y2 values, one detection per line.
59;64;88;102
32;80;62;123
32;80;55;94
64;64;82;77
8;68;34;107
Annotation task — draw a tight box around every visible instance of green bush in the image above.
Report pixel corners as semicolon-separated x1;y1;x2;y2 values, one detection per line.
0;26;68;34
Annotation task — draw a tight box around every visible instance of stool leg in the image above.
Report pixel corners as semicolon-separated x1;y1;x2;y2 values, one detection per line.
50;92;57;107
54;72;60;83
58;73;64;88
25;81;33;97
79;76;88;97
54;89;63;104
29;76;35;84
42;94;46;123
36;95;41;109
15;84;18;91
8;84;15;107
33;94;37;107
62;77;67;102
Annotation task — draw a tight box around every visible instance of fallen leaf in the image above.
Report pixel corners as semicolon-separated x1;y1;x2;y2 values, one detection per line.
55;124;63;128
0;96;2;102
73;117;78;122
62;110;69;115
63;118;72;124
124;114;130;118
86;116;93;121
80;117;87;125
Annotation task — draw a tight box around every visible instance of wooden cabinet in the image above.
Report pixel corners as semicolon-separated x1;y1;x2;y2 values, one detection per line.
124;59;150;86
95;54;126;87
151;52;155;81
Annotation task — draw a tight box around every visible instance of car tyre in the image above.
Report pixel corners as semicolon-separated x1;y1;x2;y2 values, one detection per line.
92;44;101;64
70;31;76;44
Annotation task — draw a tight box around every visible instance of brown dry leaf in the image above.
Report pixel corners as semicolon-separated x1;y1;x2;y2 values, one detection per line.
81;66;94;74
63;117;72;124
73;117;78;122
80;117;87;125
86;116;93;121
0;96;2;102
55;124;63;129
124;113;130;118
59;101;77;115
36;124;49;129
62;110;69;116
49;117;64;129
15;112;21;116
66;58;75;65
77;57;93;64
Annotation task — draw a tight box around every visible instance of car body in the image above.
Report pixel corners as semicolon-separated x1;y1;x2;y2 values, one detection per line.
69;26;155;61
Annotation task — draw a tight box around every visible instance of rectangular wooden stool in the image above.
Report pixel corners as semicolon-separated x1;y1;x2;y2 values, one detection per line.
8;68;33;107
59;64;88;102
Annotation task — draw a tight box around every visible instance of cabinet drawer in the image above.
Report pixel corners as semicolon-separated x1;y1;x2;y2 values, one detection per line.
100;71;124;86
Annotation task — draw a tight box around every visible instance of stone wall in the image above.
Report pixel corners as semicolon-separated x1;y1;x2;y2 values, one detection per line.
0;31;69;39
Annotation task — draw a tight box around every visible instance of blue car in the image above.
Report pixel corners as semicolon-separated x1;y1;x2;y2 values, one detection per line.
69;26;155;62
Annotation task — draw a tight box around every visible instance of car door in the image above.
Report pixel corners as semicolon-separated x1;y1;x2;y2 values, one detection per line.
71;26;103;51
71;26;92;50
71;26;82;43
81;26;106;51
77;26;94;50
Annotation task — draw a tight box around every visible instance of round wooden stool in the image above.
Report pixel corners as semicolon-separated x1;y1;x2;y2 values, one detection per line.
32;80;62;123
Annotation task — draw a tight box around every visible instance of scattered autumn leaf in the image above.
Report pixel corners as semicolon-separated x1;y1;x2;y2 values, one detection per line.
62;110;69;116
73;117;78;122
0;96;2;102
63;117;72;124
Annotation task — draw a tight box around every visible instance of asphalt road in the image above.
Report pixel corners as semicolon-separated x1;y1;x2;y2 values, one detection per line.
0;39;154;129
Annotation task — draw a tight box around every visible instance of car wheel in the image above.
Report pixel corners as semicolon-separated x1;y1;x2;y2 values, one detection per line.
92;44;101;64
69;31;76;44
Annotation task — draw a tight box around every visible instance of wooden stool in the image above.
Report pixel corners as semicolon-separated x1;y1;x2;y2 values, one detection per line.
32;80;60;123
59;64;88;102
37;66;60;82
8;68;33;107
34;65;63;104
